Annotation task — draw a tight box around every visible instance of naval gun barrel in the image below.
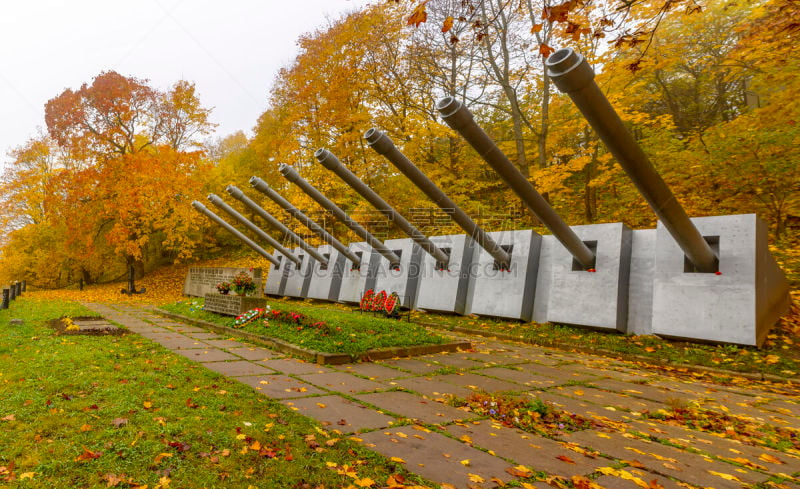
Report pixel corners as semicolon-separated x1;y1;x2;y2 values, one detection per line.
207;194;300;266
314;148;451;267
249;177;362;267
546;48;718;273
279;164;401;267
226;185;328;265
191;201;280;266
436;97;596;269
365;128;512;269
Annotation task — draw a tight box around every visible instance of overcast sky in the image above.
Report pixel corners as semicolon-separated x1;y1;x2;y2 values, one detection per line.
0;0;373;166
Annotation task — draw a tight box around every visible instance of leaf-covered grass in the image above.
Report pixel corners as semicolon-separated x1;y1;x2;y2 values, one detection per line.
0;297;431;487
161;298;447;356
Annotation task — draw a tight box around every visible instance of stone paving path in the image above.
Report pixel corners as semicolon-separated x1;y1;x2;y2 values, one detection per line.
85;302;800;489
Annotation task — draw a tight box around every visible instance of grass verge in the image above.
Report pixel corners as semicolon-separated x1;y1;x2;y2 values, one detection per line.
161;298;447;356
0;297;432;488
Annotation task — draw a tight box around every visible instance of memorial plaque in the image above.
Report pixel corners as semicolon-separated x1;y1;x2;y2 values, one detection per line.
203;294;267;316
183;267;262;297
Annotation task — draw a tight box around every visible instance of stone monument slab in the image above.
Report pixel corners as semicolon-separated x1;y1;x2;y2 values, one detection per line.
183;267;262;297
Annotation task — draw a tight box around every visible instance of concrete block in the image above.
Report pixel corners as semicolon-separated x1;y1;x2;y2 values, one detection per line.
414;234;478;314
264;256;288;296
652;214;791;346
282;248;315;298
465;229;541;321
546;222;632;332
306;245;347;301
627;229;656;335
370;238;424;309
337;242;376;303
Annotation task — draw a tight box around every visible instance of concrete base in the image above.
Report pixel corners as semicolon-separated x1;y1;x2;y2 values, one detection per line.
626;229;657;336
546;223;632;332
282;248;315;298
306;245;346;301
370;238;424;309
651;214;791;346
264;256;288;296
465;230;541;321
414;234;477;314
337;242;376;303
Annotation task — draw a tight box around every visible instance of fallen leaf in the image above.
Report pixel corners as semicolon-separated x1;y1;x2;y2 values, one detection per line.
154;453;173;464
556;455;576;464
75;446;103;462
759;453;784;464
1;414;15;422
80;424;92;432
143;401;152;409
460;459;471;466
708;471;741;482
468;473;485;483
390;456;406;464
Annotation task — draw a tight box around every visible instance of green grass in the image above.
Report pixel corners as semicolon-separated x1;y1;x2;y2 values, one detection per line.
0;298;431;488
161;298;447;356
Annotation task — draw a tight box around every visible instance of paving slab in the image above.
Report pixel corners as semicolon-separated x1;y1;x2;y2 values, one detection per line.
202;339;248;349
174;348;240;363
236;374;325;398
184;332;224;340
355;391;478;424
165;325;208;334
392;376;474;400
150;337;210;350
227;347;282;361
515;362;599;384
359;425;516;489
283;395;395;433
445;422;606;477
262;358;331;375
546;386;662;414
379;358;442;375
474;366;561;389
437;372;531;394
204;360;276;377
300;372;386;394
335;362;409;380
587;379;681;404
429;354;488;370
562;430;769;488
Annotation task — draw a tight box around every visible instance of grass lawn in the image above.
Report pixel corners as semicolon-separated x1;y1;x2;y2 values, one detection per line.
0;297;432;488
160;298;447;356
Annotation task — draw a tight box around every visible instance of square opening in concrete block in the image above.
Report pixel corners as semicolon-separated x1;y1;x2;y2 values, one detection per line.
264;255;288;296
571;240;598;271
415;235;477;314
492;245;514;272
546;223;632;332
683;236;720;273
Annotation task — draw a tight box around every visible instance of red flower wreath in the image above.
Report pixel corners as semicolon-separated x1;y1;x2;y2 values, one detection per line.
371;290;387;312
360;289;374;311
384;292;401;316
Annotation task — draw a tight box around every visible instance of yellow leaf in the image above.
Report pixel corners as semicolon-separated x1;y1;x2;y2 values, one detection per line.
390;456;406;464
460;459;471;466
468;473;485;483
708;471;742;482
154;452;173;464
355;478;375;487
19;472;35;479
80;424;92;432
316;403;326;408
759;453;784;464
143;401;153;409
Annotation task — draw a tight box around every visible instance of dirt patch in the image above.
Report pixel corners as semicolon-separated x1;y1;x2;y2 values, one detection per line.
48;316;129;336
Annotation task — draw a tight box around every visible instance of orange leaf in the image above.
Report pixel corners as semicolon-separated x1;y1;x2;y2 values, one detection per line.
75;446;103;462
759;453;784;464
539;43;555;58
531;23;543;33
556;455;576;464
407;1;428;27
442;16;454;33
